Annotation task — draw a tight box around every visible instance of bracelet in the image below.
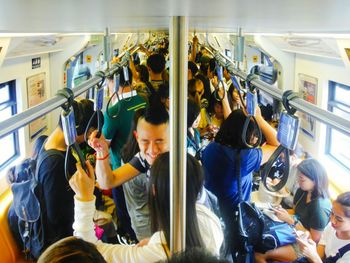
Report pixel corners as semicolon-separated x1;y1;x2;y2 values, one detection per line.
96;152;110;160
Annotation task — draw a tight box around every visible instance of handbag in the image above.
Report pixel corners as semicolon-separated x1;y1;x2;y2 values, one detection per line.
256;215;297;253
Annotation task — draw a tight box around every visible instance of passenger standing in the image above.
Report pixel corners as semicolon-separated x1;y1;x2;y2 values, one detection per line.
147;53;166;91
69;152;223;262
38;99;95;252
89;103;169;190
119;110;152;241
103;66;147;243
187;99;202;160
201;106;279;258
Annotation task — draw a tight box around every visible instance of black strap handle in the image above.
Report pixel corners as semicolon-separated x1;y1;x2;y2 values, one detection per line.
262;145;290;192
242;115;262;149
84;72;105;141
57;88;87;180
57;88;74;112
246;73;259;92
282;90;299;115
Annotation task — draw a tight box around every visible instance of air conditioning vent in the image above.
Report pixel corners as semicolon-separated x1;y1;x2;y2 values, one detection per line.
286;38;321;47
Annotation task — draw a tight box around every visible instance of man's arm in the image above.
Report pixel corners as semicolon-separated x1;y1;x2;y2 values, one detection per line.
90;130;141;189
95;156;140;189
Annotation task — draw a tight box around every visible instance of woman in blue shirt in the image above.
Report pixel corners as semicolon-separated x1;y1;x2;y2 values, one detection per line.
202;106;279;258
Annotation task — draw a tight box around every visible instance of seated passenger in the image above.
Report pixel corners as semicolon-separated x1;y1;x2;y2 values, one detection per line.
69;152;224;262
296;192;350;263
255;158;332;263
201;106;279;258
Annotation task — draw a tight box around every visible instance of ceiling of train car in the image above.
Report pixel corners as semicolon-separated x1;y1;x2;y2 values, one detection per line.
0;0;350;33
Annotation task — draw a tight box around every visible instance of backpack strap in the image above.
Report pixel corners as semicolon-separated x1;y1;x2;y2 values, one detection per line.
235;149;242;202
145;81;156;96
35;149;65;181
324;243;350;263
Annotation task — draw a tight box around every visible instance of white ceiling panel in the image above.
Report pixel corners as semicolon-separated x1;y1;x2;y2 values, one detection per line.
0;0;350;33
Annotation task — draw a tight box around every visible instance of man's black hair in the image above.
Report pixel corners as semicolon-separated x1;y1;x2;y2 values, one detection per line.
147;53;166;74
187;99;200;128
138;100;169;126
208;58;216;74
188;61;199;77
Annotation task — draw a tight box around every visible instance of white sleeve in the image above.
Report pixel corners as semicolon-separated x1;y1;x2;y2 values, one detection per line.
337;252;350;263
73;196;167;263
73;196;98;243
196;204;224;256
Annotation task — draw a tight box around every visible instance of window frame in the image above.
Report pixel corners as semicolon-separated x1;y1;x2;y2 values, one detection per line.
326;80;350;171
0;80;20;171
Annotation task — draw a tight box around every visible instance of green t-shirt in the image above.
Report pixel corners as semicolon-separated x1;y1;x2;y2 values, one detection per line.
103;94;146;169
294;189;331;231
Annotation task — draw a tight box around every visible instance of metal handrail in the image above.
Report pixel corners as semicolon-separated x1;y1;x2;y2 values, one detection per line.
206;44;350;136
0;45;135;139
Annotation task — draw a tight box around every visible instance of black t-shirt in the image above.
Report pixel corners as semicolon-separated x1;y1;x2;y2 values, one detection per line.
129;152;150;177
37;148;76;245
294;189;332;231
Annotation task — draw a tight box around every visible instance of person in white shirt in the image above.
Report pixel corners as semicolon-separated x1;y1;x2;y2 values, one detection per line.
296;192;350;263
69;152;224;263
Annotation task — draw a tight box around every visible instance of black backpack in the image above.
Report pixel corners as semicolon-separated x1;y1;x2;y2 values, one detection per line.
7;149;64;260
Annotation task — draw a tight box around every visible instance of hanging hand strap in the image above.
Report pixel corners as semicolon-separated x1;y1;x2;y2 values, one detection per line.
262;90;299;192
84;71;105;141
242;74;262;148
57;88;87;180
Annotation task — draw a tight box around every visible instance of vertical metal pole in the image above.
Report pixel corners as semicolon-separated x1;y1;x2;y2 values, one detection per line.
169;16;188;253
104;27;111;70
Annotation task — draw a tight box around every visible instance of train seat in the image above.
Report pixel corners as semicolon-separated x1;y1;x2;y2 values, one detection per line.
0;189;31;262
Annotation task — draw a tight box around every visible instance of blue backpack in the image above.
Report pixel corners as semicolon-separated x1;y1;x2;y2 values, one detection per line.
7;149;64;260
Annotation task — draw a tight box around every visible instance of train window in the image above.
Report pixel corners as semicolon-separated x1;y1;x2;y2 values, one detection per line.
0;80;19;171
326;81;350;171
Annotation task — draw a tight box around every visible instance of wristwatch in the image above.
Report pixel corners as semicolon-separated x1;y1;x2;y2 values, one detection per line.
291;215;299;228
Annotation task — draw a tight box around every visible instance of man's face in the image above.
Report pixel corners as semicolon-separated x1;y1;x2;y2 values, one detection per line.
135;118;169;165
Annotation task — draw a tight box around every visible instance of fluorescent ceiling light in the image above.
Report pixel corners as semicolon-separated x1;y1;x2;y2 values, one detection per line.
0;33;58;37
290;33;350;39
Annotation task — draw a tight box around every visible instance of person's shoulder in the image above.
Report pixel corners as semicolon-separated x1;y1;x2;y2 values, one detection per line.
313;196;332;210
204;141;222;152
129;152;149;173
39;149;65;163
37;149;65;173
196;204;221;227
202;142;219;158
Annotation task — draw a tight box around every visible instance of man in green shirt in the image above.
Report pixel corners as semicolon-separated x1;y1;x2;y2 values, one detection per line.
103;67;146;243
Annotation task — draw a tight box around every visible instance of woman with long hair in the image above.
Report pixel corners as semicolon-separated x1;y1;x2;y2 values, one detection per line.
69;152;223;262
255;159;332;263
